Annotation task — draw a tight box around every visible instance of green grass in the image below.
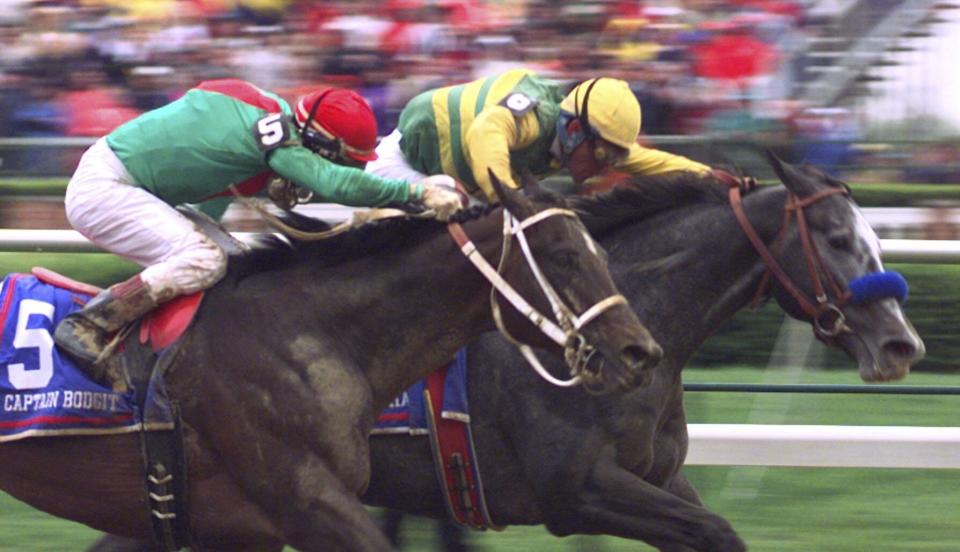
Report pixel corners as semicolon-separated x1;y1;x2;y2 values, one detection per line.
845;182;960;206
0;178;68;196
0;253;139;289
3;367;959;551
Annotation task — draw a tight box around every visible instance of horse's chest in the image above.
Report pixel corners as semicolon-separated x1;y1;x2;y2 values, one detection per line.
616;425;657;476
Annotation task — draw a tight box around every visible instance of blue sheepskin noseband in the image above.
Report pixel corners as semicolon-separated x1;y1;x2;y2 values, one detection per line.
848;271;909;304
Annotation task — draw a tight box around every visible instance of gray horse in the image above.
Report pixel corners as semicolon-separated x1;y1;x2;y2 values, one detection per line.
83;155;924;551
360;154;925;551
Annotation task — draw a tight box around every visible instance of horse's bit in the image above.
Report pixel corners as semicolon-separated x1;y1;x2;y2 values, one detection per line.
448;208;628;387
725;177;853;339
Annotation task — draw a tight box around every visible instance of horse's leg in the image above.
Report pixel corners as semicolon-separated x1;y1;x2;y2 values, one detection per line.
0;435;150;538
84;534;151;552
85;533;282;552
241;454;394;552
645;470;711;552
184;431;286;551
191;388;394;550
664;469;705;506
563;455;746;552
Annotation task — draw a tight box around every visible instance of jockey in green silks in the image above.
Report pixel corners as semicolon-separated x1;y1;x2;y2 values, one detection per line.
54;79;463;370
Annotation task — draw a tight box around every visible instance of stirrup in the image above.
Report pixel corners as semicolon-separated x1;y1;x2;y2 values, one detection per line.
54;317;131;392
54;315;107;367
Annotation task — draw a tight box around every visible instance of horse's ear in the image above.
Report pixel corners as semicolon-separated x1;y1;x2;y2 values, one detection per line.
766;149;818;196
491;169;534;219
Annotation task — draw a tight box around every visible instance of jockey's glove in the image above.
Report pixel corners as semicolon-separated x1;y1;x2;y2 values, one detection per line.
268;177;313;211
416;175;465;221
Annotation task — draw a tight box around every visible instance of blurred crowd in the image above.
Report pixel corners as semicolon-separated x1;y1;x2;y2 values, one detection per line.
0;0;811;141
2;0;959;183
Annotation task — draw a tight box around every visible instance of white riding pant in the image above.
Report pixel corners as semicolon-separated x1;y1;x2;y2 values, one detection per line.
366;129;485;206
64;138;227;302
365;129;429;183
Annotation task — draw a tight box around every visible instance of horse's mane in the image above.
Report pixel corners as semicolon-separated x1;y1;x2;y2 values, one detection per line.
232;204;497;276
569;171;743;236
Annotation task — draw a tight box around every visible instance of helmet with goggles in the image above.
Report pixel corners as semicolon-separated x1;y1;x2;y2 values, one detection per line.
295;88;379;165
557;77;641;155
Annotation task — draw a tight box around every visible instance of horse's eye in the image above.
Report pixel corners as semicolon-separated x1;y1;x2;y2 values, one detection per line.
828;234;851;251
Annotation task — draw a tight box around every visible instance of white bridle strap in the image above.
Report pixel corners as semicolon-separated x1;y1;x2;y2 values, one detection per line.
508;211;627;332
450;221;569;346
574;295;628;330
518;345;583;387
508;207;576;233
448;208;629;389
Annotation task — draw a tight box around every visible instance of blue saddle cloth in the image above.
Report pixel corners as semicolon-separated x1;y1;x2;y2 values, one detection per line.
372;348;470;435
0;273;141;442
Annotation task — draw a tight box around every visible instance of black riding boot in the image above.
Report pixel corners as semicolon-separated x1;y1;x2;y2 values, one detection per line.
54;274;158;368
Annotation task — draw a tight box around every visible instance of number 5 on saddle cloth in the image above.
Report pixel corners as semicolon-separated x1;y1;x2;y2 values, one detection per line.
0;270;191;549
0;272;143;439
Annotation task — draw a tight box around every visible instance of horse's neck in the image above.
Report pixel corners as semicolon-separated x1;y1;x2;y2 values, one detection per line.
608;187;787;367
333;216;502;411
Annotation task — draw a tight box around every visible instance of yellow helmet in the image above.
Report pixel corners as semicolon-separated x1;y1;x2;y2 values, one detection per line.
559;78;641;149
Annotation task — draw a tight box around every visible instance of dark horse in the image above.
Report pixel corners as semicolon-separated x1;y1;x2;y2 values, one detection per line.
357;154;926;551
83;155;926;551
0;179;663;551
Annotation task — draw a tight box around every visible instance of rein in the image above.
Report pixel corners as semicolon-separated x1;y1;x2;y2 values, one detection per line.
448;208;628;388
726;180;853;338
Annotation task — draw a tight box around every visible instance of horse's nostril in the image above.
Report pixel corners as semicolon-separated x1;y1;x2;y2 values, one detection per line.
883;339;919;361
622;343;661;369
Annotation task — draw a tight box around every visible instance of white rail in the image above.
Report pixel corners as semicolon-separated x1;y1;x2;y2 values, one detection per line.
0;229;956;264
686;424;960;469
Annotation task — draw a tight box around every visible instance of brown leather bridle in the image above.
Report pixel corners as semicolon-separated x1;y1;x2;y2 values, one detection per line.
721;174;854;339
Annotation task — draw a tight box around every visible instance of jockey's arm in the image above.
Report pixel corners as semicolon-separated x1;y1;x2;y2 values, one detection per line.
463;105;540;202
615;143;712;176
267;145;417;207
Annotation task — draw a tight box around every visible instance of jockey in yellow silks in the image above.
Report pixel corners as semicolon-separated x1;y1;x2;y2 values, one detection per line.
366;68;712;202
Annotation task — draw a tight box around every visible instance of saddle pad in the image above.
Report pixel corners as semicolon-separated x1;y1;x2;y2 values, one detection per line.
32;266;103;296
31;266;203;354
372;348;470;435
139;292;204;352
0;273;139;442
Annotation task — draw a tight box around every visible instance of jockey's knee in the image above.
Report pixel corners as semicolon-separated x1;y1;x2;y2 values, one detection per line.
192;242;228;286
141;241;226;301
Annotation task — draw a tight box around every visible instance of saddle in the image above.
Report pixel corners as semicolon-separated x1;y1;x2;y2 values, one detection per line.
32;206;245;550
47;206;247;371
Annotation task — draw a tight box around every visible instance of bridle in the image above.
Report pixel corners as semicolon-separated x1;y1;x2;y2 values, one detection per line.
723;174;853;339
447;207;629;388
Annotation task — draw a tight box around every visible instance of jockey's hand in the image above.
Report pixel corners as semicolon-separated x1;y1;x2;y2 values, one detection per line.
268;178;313;211
416;175;465;221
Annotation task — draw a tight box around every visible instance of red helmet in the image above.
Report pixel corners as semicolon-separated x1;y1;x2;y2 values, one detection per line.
294;87;379;163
